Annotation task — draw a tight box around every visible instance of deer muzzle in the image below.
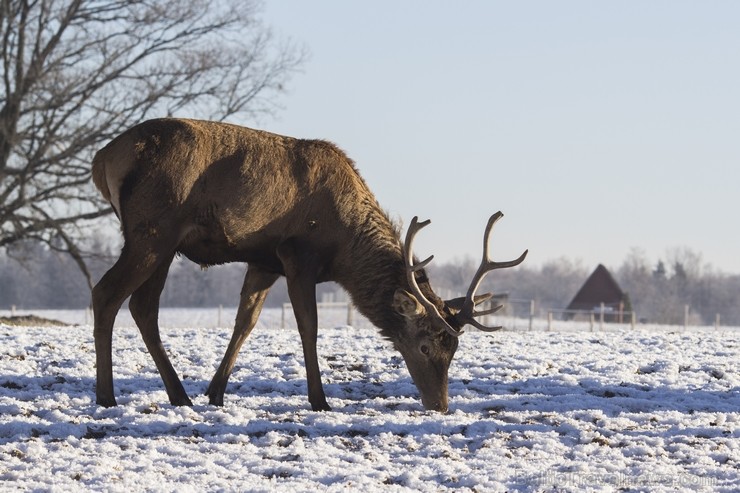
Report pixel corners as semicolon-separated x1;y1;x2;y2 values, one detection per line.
422;395;449;413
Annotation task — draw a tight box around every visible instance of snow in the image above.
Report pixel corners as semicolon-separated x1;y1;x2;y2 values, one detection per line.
1;309;738;492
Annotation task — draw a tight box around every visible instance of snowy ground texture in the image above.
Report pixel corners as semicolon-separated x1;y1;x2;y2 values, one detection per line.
0;309;738;492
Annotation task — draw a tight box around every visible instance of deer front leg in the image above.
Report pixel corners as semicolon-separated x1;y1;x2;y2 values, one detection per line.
206;265;279;406
277;240;331;412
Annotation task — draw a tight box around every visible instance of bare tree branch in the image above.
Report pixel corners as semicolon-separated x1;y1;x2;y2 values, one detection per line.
0;0;307;284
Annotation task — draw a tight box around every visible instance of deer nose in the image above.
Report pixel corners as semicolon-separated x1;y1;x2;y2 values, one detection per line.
423;398;448;413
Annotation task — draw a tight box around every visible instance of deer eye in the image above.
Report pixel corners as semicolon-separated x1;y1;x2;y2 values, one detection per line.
420;344;430;356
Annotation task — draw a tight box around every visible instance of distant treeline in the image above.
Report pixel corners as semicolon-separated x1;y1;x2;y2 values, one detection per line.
433;250;740;326
2;243;739;326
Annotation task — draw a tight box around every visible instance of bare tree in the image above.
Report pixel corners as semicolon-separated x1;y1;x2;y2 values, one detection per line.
0;0;306;286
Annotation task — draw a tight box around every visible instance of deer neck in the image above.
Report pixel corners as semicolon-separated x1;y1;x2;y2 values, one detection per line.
334;226;408;338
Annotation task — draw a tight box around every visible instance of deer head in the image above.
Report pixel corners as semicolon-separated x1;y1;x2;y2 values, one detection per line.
391;211;528;412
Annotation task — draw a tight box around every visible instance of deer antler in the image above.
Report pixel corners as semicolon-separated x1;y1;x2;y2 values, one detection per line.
456;211;528;331
403;213;528;336
403;217;462;337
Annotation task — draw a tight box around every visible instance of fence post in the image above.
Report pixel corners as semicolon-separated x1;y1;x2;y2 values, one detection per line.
347;303;354;326
589;312;595;331
684;305;689;330
599;302;605;331
529;300;535;331
631;311;636;330
715;313;720;330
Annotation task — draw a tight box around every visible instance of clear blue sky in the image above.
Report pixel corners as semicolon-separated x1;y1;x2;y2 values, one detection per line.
257;1;740;274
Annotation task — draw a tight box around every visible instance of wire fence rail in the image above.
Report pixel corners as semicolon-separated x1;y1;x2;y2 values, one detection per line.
1;302;736;332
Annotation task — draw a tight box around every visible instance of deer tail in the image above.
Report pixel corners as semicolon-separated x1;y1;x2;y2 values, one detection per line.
91;149;112;203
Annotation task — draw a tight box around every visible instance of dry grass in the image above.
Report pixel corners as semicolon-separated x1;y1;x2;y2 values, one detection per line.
0;315;71;327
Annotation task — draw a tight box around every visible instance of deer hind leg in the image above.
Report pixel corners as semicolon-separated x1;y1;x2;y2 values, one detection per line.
206;265;279;406
277;240;330;412
128;253;193;406
92;240;174;407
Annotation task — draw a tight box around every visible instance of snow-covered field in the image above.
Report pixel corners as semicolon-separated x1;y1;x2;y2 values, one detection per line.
0;309;738;492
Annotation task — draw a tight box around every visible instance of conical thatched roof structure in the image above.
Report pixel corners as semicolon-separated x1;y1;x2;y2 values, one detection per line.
566;264;629;321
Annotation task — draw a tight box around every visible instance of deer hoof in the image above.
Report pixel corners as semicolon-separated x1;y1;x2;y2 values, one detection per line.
311;401;332;412
207;393;224;406
205;384;225;406
96;396;118;408
170;395;193;407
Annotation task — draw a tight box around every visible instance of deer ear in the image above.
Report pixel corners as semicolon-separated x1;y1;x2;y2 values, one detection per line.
445;293;493;313
393;289;425;319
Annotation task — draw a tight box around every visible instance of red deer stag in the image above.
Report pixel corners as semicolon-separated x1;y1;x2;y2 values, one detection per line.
91;118;527;412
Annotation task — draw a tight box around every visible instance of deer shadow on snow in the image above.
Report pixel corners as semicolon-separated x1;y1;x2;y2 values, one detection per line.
0;367;736;447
